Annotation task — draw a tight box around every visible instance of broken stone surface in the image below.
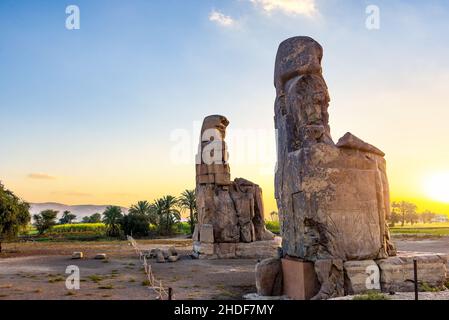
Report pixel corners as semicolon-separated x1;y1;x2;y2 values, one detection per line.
71;252;83;259
256;258;283;296
344;260;380;295
272;36;397;299
311;259;345;300
377;252;447;292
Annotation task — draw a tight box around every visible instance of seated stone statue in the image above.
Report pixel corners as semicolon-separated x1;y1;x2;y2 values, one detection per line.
194;115;274;251
274;37;396;298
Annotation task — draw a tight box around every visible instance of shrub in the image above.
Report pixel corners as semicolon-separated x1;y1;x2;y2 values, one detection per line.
265;221;280;234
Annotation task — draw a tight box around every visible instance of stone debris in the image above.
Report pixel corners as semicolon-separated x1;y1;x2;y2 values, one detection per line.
71;252;83;259
255;258;283;296
94;253;107;260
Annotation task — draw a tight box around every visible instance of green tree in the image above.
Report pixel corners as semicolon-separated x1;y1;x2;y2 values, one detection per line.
0;183;31;253
120;213;150;237
59;210;77;224
420;210;436;224
391;201;417;227
82;213;102;223
152;196;180;235
178;189;197;234
102;206;123;237
34;210;58;235
270;211;279;222
129;201;158;224
388;210;401;227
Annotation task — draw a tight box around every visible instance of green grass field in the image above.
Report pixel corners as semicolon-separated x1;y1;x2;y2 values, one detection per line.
390;222;449;236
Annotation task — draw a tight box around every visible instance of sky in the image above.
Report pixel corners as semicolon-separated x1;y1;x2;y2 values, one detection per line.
1;0;449;216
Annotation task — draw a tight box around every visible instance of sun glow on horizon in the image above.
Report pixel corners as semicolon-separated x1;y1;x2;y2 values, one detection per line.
423;172;449;204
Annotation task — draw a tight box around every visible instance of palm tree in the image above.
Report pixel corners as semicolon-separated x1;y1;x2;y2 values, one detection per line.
102;206;123;237
59;210;77;224
178;189;197;234
129;200;158;224
152;196;180;235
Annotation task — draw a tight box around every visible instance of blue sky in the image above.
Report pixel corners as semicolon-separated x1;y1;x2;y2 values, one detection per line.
1;0;449;213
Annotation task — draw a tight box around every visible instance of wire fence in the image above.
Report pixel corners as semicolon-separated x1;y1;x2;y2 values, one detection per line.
127;235;169;300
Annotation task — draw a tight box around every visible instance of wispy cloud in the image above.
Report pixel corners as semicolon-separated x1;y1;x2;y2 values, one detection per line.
249;0;318;17
209;10;235;27
28;173;56;180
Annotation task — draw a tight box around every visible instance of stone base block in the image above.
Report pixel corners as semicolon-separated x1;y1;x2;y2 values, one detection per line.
193;237;281;260
281;257;320;300
344;260;380;295
377;252;448;292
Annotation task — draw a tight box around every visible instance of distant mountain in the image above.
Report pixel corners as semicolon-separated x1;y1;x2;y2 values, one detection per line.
29;202;129;221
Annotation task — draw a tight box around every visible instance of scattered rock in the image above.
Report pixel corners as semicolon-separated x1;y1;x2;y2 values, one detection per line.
256;258;283;296
94;253;107;260
168;246;178;257
156;251;166;263
71;252;83;259
168;256;179;263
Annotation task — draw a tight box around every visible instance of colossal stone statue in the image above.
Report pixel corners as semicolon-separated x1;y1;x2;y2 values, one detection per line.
193;115;276;259
273;37;396;298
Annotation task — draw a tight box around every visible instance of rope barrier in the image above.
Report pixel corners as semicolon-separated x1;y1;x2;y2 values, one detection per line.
127;236;169;300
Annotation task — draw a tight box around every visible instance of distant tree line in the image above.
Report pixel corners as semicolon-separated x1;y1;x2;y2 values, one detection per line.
388;201;444;227
31;189;198;238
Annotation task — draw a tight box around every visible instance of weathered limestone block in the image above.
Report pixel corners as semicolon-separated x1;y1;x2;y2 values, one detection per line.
199;224;214;243
256;258;283;296
344;260;380;295
214;243;236;259
193;242;214;255
235;238;281;259
377;253;447;292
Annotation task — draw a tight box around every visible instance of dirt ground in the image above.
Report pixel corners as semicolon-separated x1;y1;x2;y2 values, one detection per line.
1;236;449;300
0;238;257;300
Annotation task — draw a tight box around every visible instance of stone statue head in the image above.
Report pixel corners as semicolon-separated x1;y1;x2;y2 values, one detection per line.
201;115;229;142
274;36;324;93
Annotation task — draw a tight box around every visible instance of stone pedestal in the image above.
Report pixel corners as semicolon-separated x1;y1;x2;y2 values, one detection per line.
193;237;281;260
281;257;320;300
377;252;448;292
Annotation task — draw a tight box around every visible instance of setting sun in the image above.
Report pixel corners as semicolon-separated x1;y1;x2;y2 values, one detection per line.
424;172;449;203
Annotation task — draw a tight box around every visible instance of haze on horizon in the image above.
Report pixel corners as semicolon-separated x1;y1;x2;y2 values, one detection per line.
1;0;449;216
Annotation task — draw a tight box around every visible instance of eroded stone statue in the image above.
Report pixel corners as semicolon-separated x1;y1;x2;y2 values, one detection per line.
273;36;396;299
193;115;275;259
